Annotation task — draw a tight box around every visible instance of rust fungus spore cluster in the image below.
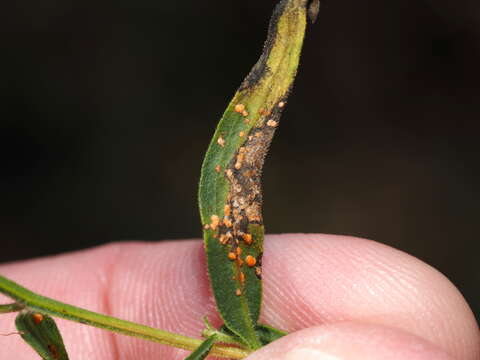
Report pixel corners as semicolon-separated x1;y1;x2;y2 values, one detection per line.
206;99;289;295
32;313;44;324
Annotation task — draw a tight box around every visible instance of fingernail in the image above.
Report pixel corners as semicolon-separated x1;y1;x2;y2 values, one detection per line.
282;348;342;360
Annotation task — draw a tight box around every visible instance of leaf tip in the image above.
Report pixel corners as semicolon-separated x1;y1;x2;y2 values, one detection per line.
308;0;321;24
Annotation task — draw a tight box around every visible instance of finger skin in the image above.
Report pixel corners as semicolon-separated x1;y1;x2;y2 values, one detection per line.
0;234;478;359
262;234;479;360
245;322;456;360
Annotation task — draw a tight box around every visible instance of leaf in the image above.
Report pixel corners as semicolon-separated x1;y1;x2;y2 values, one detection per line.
184;335;217;360
202;317;244;346
15;310;69;360
255;324;287;346
198;0;311;350
217;323;287;347
308;0;321;24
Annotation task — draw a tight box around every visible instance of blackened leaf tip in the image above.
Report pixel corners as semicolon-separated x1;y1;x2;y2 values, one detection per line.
308;0;321;24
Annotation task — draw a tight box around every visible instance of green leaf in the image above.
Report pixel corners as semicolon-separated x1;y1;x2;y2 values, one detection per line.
198;0;311;350
184;335;217;360
216;323;287;347
255;324;287;346
201;317;244;346
15;310;69;360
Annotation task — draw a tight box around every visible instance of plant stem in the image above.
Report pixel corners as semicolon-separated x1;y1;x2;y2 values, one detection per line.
0;275;250;359
0;302;24;313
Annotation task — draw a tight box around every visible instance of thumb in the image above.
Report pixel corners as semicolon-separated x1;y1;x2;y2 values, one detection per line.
246;322;455;360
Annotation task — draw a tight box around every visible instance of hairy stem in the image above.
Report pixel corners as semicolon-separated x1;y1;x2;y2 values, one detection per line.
0;302;24;314
0;275;250;359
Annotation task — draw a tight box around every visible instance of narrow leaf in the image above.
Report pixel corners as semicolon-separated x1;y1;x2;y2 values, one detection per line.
255;324;287;346
218;323;286;347
184;335;217;360
15;310;69;360
202;318;244;346
198;0;312;350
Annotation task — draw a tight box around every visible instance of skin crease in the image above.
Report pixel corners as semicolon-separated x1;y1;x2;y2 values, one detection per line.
0;234;478;359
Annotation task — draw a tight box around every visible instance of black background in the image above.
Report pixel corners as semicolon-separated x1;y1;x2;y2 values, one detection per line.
1;0;479;319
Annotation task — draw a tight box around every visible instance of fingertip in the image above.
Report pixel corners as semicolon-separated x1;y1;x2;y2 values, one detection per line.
246;322;455;360
261;234;479;360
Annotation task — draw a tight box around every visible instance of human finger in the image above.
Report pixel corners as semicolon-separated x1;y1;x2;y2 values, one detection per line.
246;322;455;360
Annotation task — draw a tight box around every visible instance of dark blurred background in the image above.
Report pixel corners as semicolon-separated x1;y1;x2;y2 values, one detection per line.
1;0;479;319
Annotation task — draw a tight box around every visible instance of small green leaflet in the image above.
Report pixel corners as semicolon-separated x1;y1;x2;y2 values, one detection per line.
184;335;217;360
255;324;287;346
217;323;287;347
198;0;311;350
15;310;69;360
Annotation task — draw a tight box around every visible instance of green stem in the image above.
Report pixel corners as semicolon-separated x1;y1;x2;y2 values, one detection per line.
0;275;250;359
202;318;244;346
0;302;24;313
